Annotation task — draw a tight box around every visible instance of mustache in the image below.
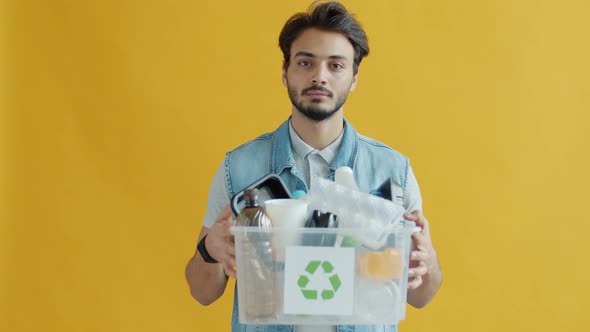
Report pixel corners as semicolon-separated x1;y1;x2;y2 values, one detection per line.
301;85;333;97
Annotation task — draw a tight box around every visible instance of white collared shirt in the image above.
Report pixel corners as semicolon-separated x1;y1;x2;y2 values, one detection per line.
288;120;344;188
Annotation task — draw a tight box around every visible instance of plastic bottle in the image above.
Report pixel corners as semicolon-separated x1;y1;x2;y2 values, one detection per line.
335;166;359;191
235;188;276;320
334;167;361;246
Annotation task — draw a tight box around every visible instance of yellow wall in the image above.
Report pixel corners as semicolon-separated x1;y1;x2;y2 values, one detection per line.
2;0;589;331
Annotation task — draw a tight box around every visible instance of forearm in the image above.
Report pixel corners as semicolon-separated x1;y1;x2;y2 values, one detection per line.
407;252;442;308
185;246;229;306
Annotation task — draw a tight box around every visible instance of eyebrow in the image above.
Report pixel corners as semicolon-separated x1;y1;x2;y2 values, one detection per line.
294;51;348;61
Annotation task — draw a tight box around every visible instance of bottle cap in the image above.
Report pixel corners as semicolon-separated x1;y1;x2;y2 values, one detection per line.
335;166;353;176
243;188;259;202
335;166;359;191
292;190;306;199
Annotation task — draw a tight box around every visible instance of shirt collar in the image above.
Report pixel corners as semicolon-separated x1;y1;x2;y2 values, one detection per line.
271;117;358;175
289;120;344;165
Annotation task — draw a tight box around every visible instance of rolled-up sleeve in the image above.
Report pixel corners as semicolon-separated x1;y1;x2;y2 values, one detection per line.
403;164;423;213
202;162;231;228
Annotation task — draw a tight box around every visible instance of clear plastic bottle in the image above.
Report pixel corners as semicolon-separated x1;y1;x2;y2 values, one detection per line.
235;188;276;320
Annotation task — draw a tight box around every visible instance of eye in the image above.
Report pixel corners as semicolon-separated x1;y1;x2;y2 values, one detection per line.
331;63;344;70
298;60;311;67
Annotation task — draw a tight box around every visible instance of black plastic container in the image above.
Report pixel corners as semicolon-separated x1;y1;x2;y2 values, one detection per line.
230;174;292;216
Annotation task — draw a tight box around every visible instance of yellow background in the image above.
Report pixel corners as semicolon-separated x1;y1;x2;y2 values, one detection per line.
2;0;589;331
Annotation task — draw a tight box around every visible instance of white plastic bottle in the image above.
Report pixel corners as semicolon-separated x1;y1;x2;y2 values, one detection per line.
335;166;359;191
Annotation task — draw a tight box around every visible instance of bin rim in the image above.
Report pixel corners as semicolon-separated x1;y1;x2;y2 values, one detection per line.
230;223;416;235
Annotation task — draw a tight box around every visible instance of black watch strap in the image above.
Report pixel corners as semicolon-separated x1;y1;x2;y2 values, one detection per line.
197;234;219;263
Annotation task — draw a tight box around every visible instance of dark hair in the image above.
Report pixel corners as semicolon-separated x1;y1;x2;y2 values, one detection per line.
279;1;369;75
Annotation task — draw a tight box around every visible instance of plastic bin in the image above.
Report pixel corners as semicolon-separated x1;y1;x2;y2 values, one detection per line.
231;225;414;325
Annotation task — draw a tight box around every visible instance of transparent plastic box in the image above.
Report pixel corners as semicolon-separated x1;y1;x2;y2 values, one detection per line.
231;225;415;325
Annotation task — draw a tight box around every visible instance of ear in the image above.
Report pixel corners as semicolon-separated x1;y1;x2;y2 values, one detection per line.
349;73;358;92
281;62;288;88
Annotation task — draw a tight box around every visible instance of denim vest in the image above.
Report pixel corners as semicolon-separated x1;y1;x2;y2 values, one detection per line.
225;119;408;332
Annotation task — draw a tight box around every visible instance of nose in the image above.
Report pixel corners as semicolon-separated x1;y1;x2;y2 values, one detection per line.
311;65;328;85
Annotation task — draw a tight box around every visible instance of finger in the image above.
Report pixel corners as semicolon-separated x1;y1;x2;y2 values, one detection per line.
224;263;237;279
212;246;235;270
216;205;234;225
226;245;236;258
404;211;420;221
407;275;423;290
416;215;429;231
410;250;429;262
405;210;429;229
409;264;428;278
227;257;236;269
411;230;425;242
223;267;237;279
411;232;428;251
213;218;234;236
218;219;232;228
224;248;236;265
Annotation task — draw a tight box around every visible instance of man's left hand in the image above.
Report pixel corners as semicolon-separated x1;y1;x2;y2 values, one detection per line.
404;210;436;290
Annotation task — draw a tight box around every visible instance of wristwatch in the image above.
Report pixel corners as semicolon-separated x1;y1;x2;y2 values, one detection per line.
197;234;219;263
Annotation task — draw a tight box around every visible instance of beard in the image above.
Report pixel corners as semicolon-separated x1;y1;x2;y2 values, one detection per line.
288;84;350;122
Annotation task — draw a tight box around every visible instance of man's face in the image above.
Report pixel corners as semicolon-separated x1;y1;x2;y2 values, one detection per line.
282;28;357;122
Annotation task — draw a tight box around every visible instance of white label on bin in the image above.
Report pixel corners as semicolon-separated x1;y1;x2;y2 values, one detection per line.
283;246;355;315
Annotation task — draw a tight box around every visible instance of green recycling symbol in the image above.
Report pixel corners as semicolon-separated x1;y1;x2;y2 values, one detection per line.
297;260;342;300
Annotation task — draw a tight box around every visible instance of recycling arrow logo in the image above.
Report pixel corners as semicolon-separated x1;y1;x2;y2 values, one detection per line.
297;260;342;301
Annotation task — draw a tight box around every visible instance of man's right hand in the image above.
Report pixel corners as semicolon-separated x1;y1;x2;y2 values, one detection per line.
203;205;237;278
186;205;237;305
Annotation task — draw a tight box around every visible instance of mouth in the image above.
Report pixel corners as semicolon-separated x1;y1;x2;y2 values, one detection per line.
303;89;332;98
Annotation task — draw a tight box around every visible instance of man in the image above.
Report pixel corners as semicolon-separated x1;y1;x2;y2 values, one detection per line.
185;2;442;331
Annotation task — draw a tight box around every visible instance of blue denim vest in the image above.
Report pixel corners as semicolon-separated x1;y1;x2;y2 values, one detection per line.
225;119;408;332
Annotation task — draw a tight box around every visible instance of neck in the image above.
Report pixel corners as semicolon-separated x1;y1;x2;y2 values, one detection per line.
291;108;344;150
